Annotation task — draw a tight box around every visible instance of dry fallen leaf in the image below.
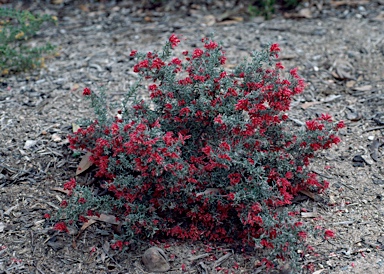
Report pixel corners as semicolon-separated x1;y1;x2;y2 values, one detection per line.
301;212;318;218
330;0;369;8
283;8;312;19
333;59;355;80
76;151;93;175
373;12;384;21
203;15;216;26
24;140;37;149
352;85;372;91
4;204;18;216
299;189;316;200
346;80;356;88
196;188;220;197
301;101;320;109
87;213;120;225
100;241;110;263
51;0;63;4
369;138;384;161
51;133;62;142
142;247;170;273
51;187;71;195
80;219;97;231
72;123;80;133
71;83;79;91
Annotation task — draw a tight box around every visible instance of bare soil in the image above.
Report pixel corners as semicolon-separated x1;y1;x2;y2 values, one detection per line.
1;0;384;273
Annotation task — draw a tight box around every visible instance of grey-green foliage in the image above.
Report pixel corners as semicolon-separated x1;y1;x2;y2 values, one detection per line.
0;8;57;74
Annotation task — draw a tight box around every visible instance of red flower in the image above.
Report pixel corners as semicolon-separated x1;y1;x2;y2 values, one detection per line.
285;171;293;179
79;215;87;222
261;239;274;249
169;34;180;48
129;50;137;57
294;222;303;227
201;145;212;155
275;62;284;69
111;240;124;251
53;222;69;233
133;59;149;72
298;231;307;240
83;87;91;96
306;120;324;131
78;197;86;204
43;213;51;219
270;43;281;52
290;67;299;78
148;84;157;91
151;57;165;70
219;141;230;151
170;57;182;66
218;154;231;161
270;43;280;57
336;120;345;129
219;55;226;64
204;41;218;50
60;200;68;208
235;99;249;111
63;178;76;191
228;173;241;186
319;113;333;122
179;107;191;116
227;192;235;201
324;229;335;239
192;48;203;59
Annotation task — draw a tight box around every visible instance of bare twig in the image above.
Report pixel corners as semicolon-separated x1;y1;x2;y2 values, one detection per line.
213;252;232;268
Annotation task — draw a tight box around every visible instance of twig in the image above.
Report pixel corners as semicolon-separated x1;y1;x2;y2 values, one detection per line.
289;117;305;126
364;126;384;132
331;220;354;226
213;252;232;268
189;253;210;261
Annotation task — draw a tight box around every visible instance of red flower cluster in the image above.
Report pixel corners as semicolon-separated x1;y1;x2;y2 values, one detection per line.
83;87;91;96
53;222;68;233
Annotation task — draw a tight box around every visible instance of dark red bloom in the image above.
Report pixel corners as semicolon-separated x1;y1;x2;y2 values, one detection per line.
336;120;345;129
63;178;76;191
270;43;281;53
60;200;68;208
83;87;91;96
53;222;69;233
204;41;218;50
169;34;180;48
192;48;203;59
324;229;335;239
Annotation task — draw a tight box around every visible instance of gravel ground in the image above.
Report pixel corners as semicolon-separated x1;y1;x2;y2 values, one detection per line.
0;0;384;273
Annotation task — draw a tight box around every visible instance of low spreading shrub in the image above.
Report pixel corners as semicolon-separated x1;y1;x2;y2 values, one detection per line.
57;34;343;271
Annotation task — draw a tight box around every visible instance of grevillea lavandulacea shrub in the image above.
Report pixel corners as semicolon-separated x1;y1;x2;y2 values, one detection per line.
58;35;343;271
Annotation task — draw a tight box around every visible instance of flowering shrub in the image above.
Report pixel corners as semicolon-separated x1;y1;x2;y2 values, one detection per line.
59;35;343;271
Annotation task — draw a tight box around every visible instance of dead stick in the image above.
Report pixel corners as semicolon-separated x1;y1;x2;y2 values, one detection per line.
213;253;232;268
